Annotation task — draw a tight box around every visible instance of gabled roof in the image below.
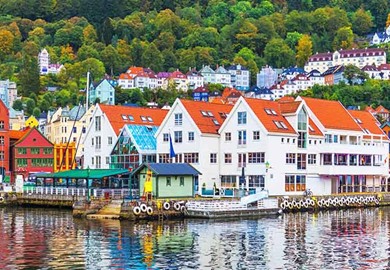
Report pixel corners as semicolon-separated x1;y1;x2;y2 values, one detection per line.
169;70;187;79
99;104;168;135
9;128;30;140
322;65;344;76
245;98;296;134
279;101;301;114
308;118;323;136
193;86;209;93
180;99;233;134
308;52;333;62
125;125;159;151
301;97;361;131
132;163;201;176
378;64;390;71
13;127;53;146
375;105;389;114
119;73;134;80
348;110;386;136
126;66;144;75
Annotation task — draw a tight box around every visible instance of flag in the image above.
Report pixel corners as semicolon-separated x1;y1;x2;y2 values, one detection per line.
169;133;176;158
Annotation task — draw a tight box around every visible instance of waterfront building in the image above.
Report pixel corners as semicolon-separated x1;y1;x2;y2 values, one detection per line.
132;163;200;198
53;142;77;172
227;64;250;91
305;48;386;73
217;96;389;196
83;104;167;169
11;127;54;182
155;99;233;192
0;100;10;183
88;79;116;105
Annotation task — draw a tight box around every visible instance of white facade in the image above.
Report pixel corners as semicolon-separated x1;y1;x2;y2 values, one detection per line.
187;73;204;90
214;66;232;87
228;64;250;91
257;66;278;88
83;105;116;169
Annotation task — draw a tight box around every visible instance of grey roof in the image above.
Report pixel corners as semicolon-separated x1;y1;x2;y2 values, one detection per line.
133;163;201;176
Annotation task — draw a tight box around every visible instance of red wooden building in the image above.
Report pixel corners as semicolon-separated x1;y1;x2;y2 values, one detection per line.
0;100;10;183
11;127;54;182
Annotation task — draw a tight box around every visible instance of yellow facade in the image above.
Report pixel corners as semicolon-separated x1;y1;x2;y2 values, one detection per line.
25;115;39;128
54;142;77;172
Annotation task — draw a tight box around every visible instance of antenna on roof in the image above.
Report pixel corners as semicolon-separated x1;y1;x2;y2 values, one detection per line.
86;71;90;111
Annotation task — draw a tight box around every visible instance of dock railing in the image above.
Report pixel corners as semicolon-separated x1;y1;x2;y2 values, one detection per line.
186;198;279;212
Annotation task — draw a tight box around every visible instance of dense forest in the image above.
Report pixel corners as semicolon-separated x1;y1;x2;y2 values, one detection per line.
0;0;389;115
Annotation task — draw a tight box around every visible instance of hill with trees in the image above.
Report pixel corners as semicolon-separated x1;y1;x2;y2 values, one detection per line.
0;0;389;114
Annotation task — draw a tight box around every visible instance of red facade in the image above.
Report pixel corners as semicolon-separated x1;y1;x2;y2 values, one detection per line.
12;128;54;181
0;100;10;182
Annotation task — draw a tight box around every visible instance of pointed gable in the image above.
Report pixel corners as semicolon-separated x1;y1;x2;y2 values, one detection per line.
308;118;323;136
99;104;168;135
279;101;301;114
245;98;296;134
14;128;53;147
301;97;361;131
180;99;233;134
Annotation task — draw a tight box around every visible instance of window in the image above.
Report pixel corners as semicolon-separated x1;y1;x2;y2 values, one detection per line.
333;135;338;143
349;154;357;166
140;116;147;122
108;137;113;145
121;115;128;120
159;154;170;163
238;112;247;124
163;133;169;142
207;111;214;117
96;136;101;149
174;113;183;125
92;138;94;146
91;157;94;165
180;177;184;186
106;156;110;164
224;153;232;163
296;175;306;191
308;154;316;164
188;132;194;141
210;153;217;164
238;153;246;167
297;153;307;170
225;132;231;141
0;121;4;129
0;151;4;161
147;116;153;123
95;116;101;131
17;158;27;167
325;134;332;143
96;156;101;169
17;148;27;155
43;148;52;155
298;132;307;148
31;148;40;154
201;110;208;116
166;177;171;186
248;152;265;163
221;175;236;188
285;175;306;192
253;131;260;141
82;127;86;133
285;175;295;191
73;127;77;133
212;119;220;126
286;153;296;164
184;153;199;163
334;154;347;165
174;131;182;143
249;175;265;188
238;130;247;145
128;115;134;121
323;153;332;165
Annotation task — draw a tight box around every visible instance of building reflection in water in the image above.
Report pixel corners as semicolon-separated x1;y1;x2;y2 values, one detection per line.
0;207;390;269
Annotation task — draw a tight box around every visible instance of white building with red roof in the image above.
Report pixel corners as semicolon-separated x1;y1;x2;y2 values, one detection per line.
155;99;233;192
83;104;168;169
305;48;386;73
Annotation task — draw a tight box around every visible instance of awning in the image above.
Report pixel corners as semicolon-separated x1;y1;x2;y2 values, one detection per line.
34;169;130;179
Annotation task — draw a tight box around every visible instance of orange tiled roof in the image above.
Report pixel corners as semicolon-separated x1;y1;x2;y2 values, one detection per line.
118;73;134;80
126;66;144;75
279;101;301;114
308;118;323;136
209;98;225;104
245;98;296;134
302;97;361;131
99;104;168;135
9;128;30;140
180;99;233;134
348;110;386;136
376;105;389;114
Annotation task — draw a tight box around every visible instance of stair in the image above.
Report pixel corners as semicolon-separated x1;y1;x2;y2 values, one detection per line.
87;200;122;219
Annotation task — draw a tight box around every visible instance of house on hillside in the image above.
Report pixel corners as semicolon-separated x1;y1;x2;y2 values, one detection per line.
89;79;116;105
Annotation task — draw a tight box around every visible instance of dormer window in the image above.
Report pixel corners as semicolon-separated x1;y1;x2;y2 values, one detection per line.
207;111;214;117
265;109;272;115
201;110;208;116
212;119;220;126
128;115;134;121
147;116;153;122
121;115;128;120
140;116;147;122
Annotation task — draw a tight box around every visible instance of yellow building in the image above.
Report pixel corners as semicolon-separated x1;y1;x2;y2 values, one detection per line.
54;142;77;172
25;115;39;128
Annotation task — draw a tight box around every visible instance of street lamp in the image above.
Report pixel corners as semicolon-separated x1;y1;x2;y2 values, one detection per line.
265;161;270;173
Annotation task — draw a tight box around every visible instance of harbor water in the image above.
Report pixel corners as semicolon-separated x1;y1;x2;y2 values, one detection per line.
0;206;389;269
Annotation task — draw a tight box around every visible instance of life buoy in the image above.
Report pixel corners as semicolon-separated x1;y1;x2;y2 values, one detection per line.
146;207;153;215
180;205;186;212
280;201;287;209
0;196;4;203
140;204;148;213
287;202;293;210
174;202;181;211
163;201;170;210
133;206;141;215
317;200;323;207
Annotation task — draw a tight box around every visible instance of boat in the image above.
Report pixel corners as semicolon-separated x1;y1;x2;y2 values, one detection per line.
184;190;281;219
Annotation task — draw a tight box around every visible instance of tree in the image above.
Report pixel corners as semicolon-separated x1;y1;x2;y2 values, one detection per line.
101;45;120;75
285;31;303;50
0;29;14;60
32;107;41;118
12;99;23;111
264;38;295;68
387;13;390;28
83;24;97;45
333;27;354;50
296;35;312;67
141;43;164;71
18;54;41;96
352;8;373;36
343;65;369;85
25;98;36;115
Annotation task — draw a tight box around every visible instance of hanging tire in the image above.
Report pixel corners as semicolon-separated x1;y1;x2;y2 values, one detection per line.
0;196;4;203
163;201;171;210
133;206;141;215
140;203;148;213
174;202;181;211
280;201;286;210
146;207;153;215
180;205;186;212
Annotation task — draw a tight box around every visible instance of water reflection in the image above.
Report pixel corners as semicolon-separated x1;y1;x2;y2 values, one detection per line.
0;207;389;269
